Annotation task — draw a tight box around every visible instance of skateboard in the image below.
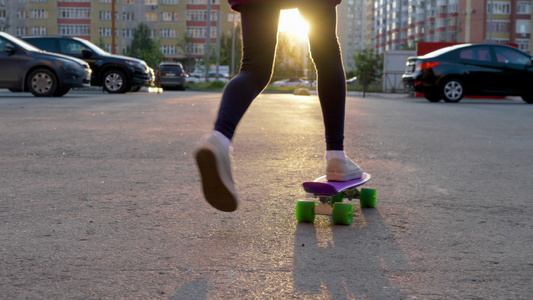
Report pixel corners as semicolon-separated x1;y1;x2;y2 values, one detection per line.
296;173;376;225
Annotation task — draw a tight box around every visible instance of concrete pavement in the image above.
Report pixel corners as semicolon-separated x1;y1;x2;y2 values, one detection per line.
0;90;531;299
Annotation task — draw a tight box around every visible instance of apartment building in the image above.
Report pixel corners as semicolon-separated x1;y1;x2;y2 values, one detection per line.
461;0;532;52
372;0;532;54
0;0;235;60
1;0;530;67
337;0;367;71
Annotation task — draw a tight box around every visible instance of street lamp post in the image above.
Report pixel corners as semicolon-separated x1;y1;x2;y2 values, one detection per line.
205;0;211;82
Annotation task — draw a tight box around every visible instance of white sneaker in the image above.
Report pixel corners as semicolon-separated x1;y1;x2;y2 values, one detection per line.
194;134;238;212
326;157;363;181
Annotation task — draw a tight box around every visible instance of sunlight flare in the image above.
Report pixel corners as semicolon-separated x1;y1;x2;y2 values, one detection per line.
278;9;309;39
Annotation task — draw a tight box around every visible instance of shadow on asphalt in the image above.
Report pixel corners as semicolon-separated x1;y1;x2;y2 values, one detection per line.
293;208;410;298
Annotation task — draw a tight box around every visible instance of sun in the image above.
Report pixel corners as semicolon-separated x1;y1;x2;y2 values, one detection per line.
278;9;309;39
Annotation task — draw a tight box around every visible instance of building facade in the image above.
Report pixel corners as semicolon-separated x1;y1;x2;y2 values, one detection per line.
337;0;367;71
371;0;532;54
0;0;531;70
0;0;235;61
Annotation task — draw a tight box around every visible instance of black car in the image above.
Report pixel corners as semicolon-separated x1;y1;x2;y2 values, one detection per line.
157;61;186;90
402;44;533;103
22;36;152;94
0;32;91;97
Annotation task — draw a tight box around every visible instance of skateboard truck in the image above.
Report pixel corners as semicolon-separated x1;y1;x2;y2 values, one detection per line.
297;173;376;225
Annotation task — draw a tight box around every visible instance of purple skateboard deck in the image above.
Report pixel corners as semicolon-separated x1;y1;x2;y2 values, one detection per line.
302;173;371;196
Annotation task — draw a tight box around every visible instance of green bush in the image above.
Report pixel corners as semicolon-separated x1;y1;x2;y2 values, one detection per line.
207;80;227;89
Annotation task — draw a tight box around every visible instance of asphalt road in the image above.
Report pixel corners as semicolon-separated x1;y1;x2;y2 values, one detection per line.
0;89;531;299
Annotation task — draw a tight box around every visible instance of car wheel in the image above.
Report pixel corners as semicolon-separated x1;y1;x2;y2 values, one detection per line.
521;94;533;104
103;69;129;93
440;78;464;103
53;87;70;97
27;68;57;97
423;89;442;102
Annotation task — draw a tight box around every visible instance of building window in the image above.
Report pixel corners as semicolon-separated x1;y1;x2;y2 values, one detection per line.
145;12;157;21
123;12;135;21
123;28;133;38
59;8;91;19
487;1;511;15
186;10;218;21
516;39;530;52
187;10;206;21
487;20;510;33
187;26;206;38
516;19;531;36
160;28;177;38
161;11;179;21
31;26;47;35
16;27;27;36
187;0;219;4
31;9;48;19
517;1;532;14
58;24;90;36
161;44;177;55
99;27;112;37
99;11;112;21
190;43;204;55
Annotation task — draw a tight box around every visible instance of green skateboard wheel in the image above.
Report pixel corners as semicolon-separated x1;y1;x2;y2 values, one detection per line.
360;188;377;208
332;202;353;225
295;201;316;223
331;193;344;204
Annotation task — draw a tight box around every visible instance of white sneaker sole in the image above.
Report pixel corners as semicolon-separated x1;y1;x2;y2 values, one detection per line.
195;148;238;212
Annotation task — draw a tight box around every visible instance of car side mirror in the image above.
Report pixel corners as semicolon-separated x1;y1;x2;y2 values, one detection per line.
81;48;93;58
4;44;15;55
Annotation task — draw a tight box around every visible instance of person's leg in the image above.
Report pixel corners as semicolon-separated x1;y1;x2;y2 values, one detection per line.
298;4;346;151
195;4;281;211
299;4;363;181
214;4;281;141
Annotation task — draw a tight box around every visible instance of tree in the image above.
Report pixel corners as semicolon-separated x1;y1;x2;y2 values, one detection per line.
96;37;106;50
219;30;241;76
273;32;309;80
177;33;197;73
126;22;164;69
352;49;383;96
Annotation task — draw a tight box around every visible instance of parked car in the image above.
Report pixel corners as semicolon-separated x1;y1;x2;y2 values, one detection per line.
185;75;200;85
0;32;91;97
272;78;309;87
22;36;153;94
157;61;186;90
188;72;231;83
402;43;533;103
208;72;231;83
346;76;358;85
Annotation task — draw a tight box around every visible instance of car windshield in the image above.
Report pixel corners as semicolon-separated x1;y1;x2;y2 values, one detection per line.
76;38;109;56
423;44;471;58
3;34;41;52
161;65;182;73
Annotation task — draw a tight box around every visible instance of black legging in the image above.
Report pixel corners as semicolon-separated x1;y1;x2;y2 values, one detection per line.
214;3;346;150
